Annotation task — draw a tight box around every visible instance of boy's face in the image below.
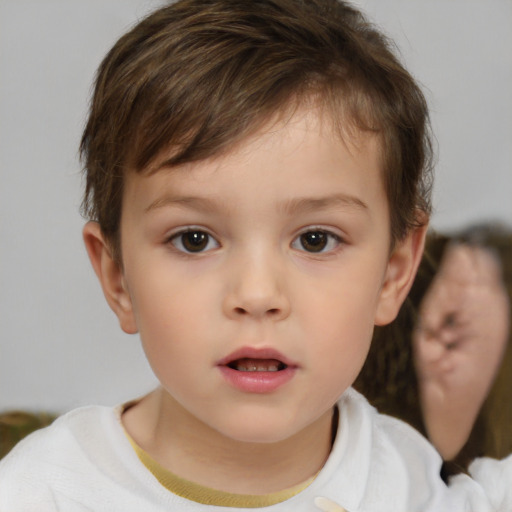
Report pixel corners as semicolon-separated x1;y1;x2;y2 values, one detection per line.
85;107;424;444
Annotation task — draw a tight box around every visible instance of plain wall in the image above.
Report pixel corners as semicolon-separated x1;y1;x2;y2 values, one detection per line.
1;0;511;412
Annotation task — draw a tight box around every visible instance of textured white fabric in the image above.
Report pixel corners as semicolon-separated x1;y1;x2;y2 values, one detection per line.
0;388;509;512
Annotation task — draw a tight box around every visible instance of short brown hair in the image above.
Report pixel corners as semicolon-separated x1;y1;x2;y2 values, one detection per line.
81;0;433;260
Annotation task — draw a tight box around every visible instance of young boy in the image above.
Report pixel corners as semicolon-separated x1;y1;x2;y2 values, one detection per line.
0;1;510;511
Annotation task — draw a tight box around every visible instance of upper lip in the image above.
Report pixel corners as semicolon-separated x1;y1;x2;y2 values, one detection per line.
216;346;298;368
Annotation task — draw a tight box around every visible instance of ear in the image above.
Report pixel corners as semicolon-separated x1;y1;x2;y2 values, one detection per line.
82;221;138;334
374;223;428;326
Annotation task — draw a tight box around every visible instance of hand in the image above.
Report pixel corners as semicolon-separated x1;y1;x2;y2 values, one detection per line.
314;496;347;512
414;243;509;460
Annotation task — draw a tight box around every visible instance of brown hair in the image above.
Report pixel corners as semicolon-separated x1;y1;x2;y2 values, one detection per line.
80;0;433;259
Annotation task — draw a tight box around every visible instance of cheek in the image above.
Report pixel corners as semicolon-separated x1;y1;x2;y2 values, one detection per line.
134;289;207;390
317;321;374;379
299;301;374;368
296;267;383;332
129;274;200;348
295;272;380;375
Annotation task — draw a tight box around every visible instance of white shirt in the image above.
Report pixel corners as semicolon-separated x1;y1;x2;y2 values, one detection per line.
0;388;509;512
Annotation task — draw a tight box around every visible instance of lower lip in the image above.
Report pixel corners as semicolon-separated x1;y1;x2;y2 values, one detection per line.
218;366;296;393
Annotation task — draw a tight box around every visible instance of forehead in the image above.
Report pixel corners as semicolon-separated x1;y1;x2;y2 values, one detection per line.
123;107;387;219
142;99;384;171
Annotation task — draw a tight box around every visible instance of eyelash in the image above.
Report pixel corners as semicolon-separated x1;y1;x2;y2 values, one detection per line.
168;229;220;254
167;228;343;255
291;228;343;254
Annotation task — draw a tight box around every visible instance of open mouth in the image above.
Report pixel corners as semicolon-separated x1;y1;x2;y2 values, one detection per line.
227;358;287;372
218;349;296;392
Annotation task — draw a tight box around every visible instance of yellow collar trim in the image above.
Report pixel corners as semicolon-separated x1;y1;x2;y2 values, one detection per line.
126;434;315;507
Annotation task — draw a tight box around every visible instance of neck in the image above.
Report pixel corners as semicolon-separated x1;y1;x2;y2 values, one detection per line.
122;388;335;495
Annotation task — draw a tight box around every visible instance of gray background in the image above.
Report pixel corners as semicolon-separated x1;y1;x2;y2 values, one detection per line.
1;0;511;412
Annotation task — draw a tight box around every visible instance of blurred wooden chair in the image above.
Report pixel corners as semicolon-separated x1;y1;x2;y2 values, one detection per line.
0;411;57;459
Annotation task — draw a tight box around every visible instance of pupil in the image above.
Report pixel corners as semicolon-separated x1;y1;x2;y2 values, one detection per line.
301;232;327;252
183;231;208;252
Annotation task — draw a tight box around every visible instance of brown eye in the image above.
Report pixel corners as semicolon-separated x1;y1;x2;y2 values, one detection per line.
300;232;328;252
292;230;342;253
171;230;219;253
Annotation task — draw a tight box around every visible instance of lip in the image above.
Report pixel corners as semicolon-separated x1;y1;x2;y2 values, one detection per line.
216;346;297;368
216;346;298;394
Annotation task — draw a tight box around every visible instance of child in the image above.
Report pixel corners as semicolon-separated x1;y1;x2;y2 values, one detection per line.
0;1;510;510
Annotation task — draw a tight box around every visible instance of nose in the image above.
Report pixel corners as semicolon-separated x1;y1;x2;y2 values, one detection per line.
223;251;291;321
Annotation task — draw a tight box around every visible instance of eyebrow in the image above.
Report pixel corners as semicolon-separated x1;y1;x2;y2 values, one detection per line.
145;192;368;216
279;194;368;216
145;195;218;213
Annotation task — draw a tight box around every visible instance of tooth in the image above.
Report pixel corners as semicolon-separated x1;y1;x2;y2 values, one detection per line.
232;359;285;372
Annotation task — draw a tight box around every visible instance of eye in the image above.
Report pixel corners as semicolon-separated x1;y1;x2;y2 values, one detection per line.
169;229;219;253
291;229;342;253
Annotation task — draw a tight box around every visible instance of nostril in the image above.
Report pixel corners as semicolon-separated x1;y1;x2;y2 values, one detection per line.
232;307;281;316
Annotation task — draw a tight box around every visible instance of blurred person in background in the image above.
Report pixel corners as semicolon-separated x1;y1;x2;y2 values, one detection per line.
356;223;512;477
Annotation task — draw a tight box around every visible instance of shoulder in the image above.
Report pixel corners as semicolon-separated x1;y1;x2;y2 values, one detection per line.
0;405;120;507
334;389;510;512
1;405;116;463
340;387;439;458
341;388;452;485
328;388;450;511
450;454;512;511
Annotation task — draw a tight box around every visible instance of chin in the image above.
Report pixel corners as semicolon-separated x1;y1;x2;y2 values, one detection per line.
213;416;301;445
